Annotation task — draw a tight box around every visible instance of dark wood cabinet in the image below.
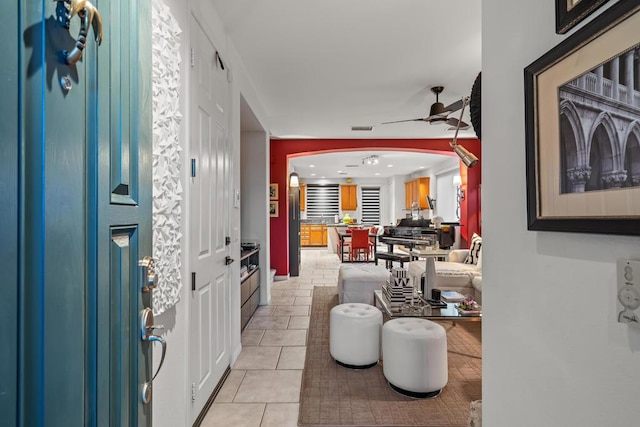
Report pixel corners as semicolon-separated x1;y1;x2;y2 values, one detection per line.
240;247;260;329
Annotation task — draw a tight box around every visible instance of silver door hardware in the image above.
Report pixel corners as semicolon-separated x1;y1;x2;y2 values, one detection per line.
140;308;167;404
191;159;196;177
60;76;72;93
138;256;157;293
57;0;103;65
191;272;196;291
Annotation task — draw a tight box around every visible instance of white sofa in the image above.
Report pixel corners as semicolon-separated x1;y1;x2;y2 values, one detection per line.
407;249;482;303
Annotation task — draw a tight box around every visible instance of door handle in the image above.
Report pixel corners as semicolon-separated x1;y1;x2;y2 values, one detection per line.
140;307;167;404
225;256;234;265
58;0;103;65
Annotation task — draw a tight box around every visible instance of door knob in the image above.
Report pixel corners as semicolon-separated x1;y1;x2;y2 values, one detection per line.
225;256;234;265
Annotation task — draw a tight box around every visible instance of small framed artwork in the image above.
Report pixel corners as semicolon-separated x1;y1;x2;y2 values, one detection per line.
269;183;278;200
556;0;610;34
525;2;640;235
269;201;279;217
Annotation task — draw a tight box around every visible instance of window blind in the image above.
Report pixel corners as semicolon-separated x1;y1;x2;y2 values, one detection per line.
361;186;381;225
306;184;339;218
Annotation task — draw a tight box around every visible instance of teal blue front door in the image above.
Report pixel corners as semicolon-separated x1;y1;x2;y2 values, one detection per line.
2;1;153;425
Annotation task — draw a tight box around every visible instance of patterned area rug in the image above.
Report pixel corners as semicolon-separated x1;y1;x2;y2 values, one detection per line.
299;287;482;427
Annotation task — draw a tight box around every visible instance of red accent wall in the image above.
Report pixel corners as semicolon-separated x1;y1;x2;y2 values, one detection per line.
269;138;481;276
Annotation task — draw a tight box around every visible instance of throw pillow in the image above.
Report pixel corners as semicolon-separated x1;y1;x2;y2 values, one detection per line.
464;233;482;265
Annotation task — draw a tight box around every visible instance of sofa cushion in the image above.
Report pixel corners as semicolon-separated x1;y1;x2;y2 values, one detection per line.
408;260;479;289
464;233;482;266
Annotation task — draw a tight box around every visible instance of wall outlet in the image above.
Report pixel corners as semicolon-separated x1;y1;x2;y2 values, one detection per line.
617;259;640;327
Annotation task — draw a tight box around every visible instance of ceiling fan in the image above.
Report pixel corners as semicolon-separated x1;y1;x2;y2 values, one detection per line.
381;86;470;129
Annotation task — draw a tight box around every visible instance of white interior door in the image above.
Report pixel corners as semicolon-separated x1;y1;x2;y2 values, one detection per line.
188;15;231;421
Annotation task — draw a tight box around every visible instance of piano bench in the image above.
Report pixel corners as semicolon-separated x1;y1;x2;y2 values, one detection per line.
375;252;411;270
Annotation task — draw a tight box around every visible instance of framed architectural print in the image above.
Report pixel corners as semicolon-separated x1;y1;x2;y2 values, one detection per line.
269;183;278;200
525;1;640;235
556;0;610;34
269;201;278;217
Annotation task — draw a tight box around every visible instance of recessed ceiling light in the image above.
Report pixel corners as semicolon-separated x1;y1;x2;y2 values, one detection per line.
419;166;425;169
337;170;343;173
309;165;315;168
321;176;325;179
375;173;380;176
311;173;316;176
387;164;393;167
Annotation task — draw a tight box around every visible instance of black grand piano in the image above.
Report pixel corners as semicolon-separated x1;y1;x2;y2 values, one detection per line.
376;218;456;269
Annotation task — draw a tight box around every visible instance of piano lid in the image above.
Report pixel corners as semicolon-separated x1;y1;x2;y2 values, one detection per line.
395;218;431;228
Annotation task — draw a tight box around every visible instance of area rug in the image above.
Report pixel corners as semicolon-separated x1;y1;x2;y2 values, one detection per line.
298;287;482;427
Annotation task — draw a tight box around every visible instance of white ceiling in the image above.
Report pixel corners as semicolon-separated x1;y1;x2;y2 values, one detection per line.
289;150;457;180
215;0;482;176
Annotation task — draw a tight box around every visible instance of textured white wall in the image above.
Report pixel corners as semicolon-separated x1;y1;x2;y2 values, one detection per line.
152;0;184;316
483;1;640;426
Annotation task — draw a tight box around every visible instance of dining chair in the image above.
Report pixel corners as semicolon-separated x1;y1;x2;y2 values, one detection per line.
349;228;371;262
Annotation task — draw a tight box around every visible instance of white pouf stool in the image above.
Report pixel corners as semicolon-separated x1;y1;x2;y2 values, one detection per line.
330;303;383;369
337;264;390;305
382;318;448;398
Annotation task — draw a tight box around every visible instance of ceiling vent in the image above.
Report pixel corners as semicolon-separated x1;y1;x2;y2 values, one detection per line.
345;164;360;168
338;172;348;175
351;126;374;131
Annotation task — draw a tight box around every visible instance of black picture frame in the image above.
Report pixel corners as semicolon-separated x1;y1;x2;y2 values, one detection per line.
525;1;640;236
556;0;610;34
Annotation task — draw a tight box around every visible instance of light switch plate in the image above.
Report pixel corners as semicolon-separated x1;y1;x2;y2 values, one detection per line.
617;259;640;327
233;189;240;208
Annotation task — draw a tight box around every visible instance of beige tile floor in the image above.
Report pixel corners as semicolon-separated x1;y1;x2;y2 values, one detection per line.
202;248;340;427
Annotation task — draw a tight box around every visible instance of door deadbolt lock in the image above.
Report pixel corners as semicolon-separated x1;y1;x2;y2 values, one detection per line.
139;256;158;293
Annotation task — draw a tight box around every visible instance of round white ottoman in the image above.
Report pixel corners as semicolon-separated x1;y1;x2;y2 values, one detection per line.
330;303;382;369
382;318;448;398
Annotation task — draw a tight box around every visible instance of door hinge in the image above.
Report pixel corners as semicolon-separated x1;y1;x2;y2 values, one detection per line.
190;48;195;68
191;272;196;291
191;383;196;401
191;158;196;177
225;236;231;246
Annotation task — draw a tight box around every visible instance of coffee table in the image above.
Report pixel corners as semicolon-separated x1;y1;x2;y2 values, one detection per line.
373;290;481;322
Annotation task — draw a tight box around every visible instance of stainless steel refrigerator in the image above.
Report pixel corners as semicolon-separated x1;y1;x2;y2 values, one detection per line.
288;187;300;276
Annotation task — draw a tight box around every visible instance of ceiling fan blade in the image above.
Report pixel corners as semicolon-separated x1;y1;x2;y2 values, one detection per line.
446;117;470;129
380;118;425;124
442;98;464;114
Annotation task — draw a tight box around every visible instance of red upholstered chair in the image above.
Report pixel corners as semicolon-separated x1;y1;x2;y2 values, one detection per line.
368;227;378;258
349;228;371;262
